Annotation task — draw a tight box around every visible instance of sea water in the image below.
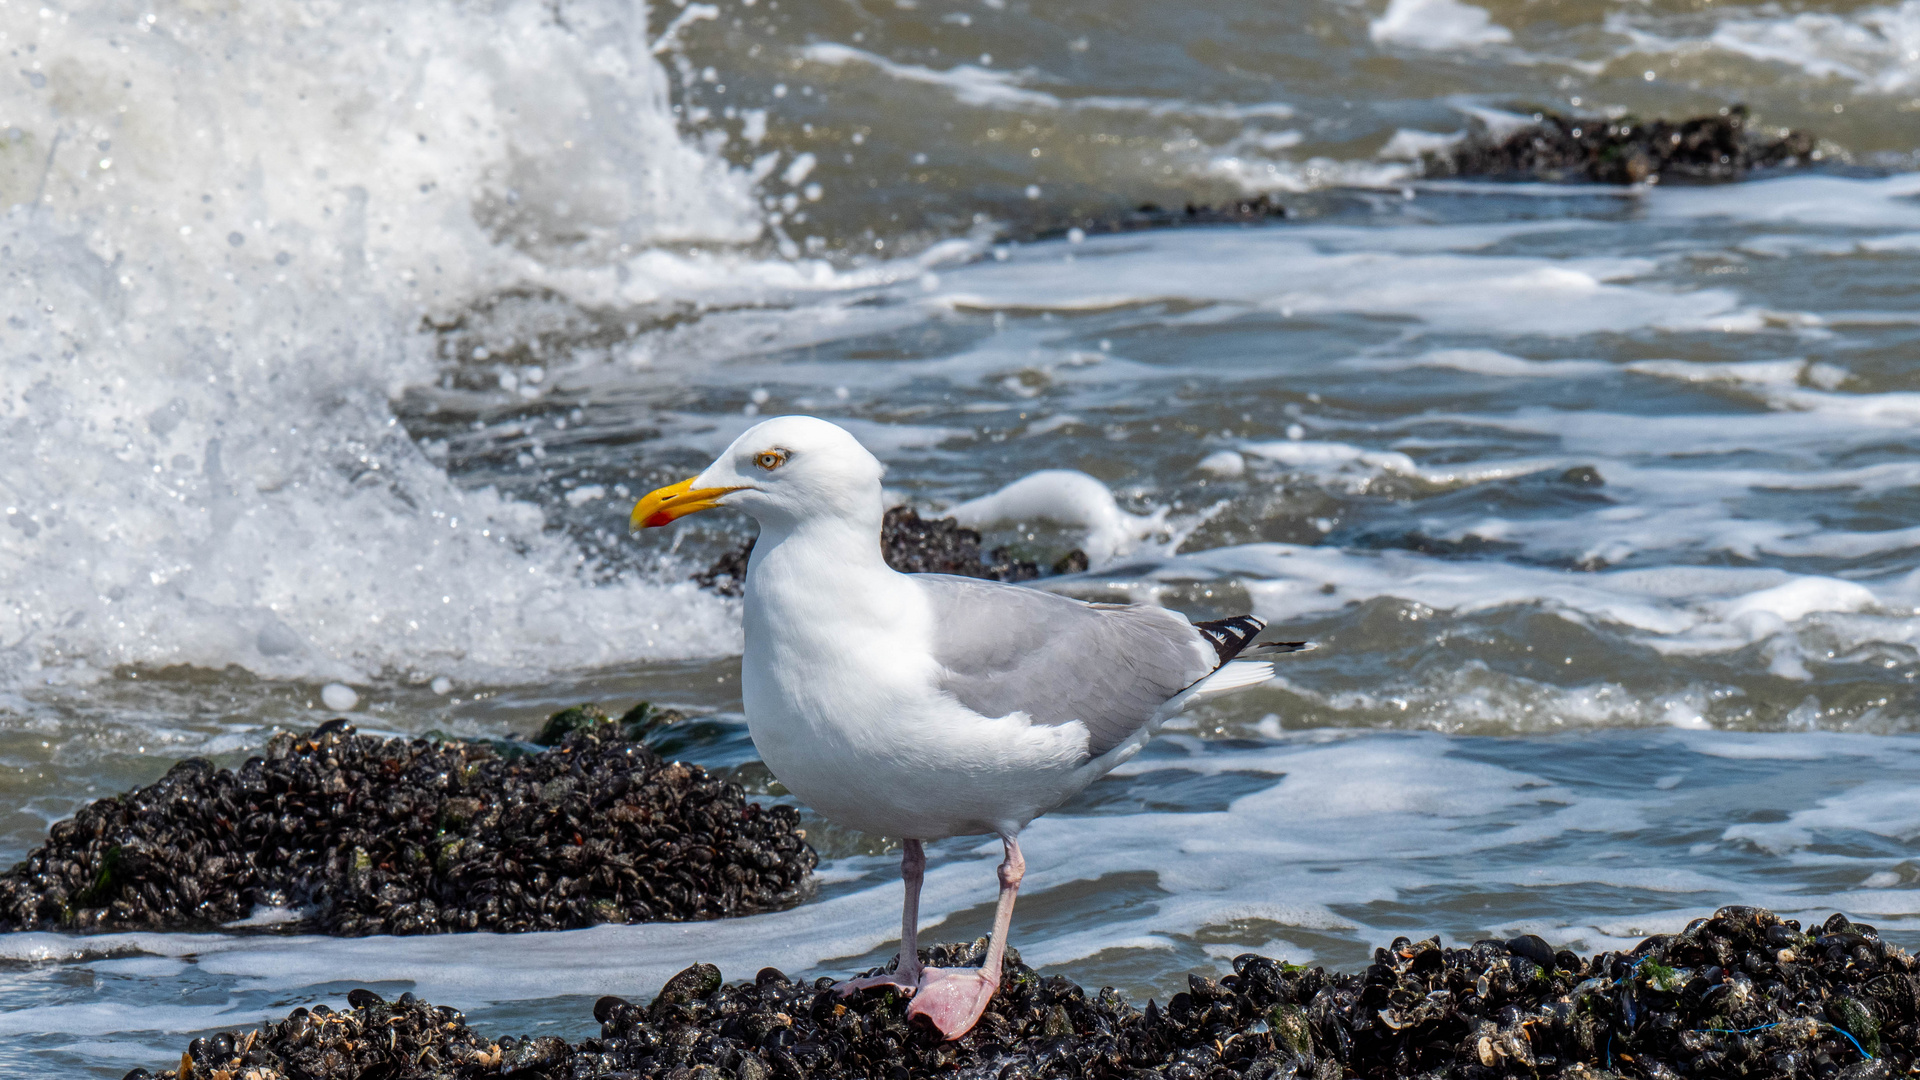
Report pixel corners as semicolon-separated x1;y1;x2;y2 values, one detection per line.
3;0;1919;1073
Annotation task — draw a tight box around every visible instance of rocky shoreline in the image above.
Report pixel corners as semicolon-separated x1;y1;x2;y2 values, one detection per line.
0;713;814;936
127;906;1904;1080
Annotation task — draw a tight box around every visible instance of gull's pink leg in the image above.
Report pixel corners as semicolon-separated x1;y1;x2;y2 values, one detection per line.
907;831;1024;1040
835;839;926;997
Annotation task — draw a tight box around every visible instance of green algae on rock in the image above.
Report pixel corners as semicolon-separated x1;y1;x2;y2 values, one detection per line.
533;700;686;747
0;711;813;936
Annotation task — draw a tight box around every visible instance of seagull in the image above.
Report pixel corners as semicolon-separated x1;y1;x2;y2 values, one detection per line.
631;416;1305;1040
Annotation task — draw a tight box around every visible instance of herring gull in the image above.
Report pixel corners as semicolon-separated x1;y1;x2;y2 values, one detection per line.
631;415;1304;1039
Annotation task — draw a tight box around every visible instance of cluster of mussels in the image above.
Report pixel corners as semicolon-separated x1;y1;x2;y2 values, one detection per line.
1038;195;1291;240
0;709;814;935
698;505;1087;597
129;990;512;1080
137;906;1907;1080
1438;105;1816;184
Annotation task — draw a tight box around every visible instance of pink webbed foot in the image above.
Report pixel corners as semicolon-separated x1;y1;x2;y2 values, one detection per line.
904;965;1000;1040
832;968;921;999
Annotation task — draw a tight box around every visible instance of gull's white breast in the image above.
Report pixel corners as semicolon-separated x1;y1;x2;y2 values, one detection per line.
740;536;1090;840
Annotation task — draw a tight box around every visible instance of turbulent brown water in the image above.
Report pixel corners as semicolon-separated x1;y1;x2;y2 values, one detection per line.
3;0;1920;1074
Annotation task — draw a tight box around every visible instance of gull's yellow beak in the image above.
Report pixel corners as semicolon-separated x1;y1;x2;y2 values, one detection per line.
630;477;744;529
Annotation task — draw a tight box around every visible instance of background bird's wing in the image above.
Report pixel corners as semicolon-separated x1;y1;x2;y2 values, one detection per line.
916;574;1226;756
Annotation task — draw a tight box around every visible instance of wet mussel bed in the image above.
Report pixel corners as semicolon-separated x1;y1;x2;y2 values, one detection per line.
0;712;815;935
134;906;1907;1079
1437;105;1816;185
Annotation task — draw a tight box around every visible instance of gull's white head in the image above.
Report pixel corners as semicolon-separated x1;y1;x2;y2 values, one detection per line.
631;415;885;533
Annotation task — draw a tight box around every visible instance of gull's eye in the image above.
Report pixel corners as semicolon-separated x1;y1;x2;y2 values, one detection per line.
755;449;788;471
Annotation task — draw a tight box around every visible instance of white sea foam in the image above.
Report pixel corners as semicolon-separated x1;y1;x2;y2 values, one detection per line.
799;43;1295;121
1240;436;1565;492
1254;670;1730;733
1352;349;1614;377
1226;372;1920;576
1163;542;1906;663
0;999;285;1039
1240;440;1424;490
1725;783;1920;854
932;227;1747;336
1416;490;1920;572
1423;402;1917;458
1450;105;1545;140
1648;173;1920;229
1377;129;1467;162
0;0;830;689
1201;154;1418;195
0;0;1022;697
1370;0;1514;49
801;43;1065;110
1706;0;1920;94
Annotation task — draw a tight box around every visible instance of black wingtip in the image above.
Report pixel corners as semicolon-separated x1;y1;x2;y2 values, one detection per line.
1192;615;1266;664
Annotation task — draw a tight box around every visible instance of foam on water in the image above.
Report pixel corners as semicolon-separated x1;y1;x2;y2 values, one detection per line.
801;43;1067;112
1706;0;1920;95
0;0;817;690
1370;0;1514;50
934;227;1748;336
1649;173;1920;229
800;42;1300;123
0;0;1094;700
1183;544;1902;656
1352;349;1615;379
1725;782;1920;854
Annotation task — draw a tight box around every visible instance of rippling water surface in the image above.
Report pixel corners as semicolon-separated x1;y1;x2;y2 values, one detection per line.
4;0;1920;1072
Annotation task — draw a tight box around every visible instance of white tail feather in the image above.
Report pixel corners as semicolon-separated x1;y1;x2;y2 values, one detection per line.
1189;660;1275;697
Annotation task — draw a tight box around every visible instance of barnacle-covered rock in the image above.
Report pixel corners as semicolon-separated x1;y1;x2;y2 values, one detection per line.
133;989;497;1080
137;906;1915;1078
1434;105;1816;185
0;709;814;935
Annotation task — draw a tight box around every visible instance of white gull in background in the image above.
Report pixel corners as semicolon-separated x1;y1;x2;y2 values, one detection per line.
944;468;1168;565
631;415;1305;1039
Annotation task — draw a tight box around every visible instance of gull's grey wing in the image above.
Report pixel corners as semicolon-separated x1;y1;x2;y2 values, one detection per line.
916;574;1242;757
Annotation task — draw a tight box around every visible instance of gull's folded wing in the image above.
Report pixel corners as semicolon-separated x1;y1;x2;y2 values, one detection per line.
917;574;1265;757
